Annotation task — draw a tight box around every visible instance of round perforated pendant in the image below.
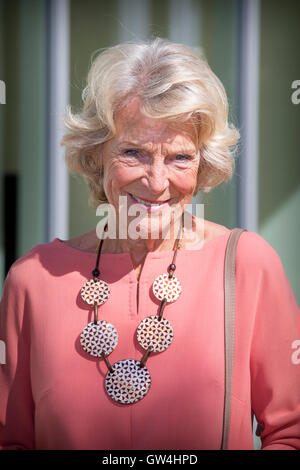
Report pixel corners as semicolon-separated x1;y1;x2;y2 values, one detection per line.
137;315;174;353
105;359;151;404
81;278;110;306
80;320;118;357
152;273;182;303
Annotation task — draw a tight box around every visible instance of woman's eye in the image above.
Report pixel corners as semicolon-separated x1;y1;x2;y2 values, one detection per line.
175;154;191;161
123;149;139;157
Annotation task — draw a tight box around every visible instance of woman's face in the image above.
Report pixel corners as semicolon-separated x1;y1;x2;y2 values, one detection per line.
101;97;200;239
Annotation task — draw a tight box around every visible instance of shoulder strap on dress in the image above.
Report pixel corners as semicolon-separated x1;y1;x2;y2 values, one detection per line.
221;227;247;450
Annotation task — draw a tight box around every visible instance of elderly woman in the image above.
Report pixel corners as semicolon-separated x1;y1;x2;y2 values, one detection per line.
0;38;299;451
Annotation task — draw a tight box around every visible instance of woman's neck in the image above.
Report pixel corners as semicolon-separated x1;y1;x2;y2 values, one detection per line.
102;226;186;282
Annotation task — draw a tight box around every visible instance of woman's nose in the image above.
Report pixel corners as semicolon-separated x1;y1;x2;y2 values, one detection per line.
143;160;169;194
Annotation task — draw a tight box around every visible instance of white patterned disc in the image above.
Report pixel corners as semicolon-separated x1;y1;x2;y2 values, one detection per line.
137;315;174;353
152;273;182;302
80;320;118;357
81;278;110;306
105;359;151;404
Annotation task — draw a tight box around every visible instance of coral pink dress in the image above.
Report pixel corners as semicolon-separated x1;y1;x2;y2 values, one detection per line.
0;230;300;450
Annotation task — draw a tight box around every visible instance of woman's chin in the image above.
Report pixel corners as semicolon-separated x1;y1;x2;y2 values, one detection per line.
127;209;183;241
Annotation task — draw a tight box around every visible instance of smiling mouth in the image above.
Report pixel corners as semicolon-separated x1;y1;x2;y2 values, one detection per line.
127;193;171;206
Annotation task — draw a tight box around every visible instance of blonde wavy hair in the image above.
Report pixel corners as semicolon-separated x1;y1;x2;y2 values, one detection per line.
61;37;240;208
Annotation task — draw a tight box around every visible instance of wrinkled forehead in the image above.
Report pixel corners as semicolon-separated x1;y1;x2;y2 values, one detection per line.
113;96;199;147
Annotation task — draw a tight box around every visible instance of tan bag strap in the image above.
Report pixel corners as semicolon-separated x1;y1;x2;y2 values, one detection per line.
221;227;247;450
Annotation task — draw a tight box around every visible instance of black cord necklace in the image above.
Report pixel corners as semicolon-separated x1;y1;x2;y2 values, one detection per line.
79;218;184;404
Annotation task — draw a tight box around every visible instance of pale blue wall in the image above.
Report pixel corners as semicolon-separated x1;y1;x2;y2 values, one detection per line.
259;0;300;304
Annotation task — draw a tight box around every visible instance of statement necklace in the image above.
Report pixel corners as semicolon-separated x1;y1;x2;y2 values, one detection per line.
79;220;183;405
